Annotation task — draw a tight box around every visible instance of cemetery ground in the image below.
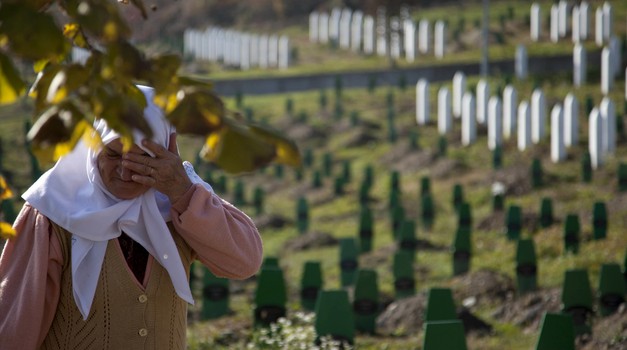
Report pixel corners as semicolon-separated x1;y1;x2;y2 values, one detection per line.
3;71;625;349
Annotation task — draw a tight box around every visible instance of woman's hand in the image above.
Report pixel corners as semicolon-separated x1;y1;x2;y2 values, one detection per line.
122;133;192;204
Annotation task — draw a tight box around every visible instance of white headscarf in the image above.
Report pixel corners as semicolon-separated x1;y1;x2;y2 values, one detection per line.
23;85;207;319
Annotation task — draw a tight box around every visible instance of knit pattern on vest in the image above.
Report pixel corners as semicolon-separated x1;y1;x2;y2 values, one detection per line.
41;222;193;350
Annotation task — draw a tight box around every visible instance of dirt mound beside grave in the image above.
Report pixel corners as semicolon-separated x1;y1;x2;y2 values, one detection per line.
286;123;327;144
580;304;627;350
491;288;562;331
477;210;540;233
342;128;379;148
376;292;428;335
379;143;438;173
283;231;338;252
451;269;516;305
254;213;290;229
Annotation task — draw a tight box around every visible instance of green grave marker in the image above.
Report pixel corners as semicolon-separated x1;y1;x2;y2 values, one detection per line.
452;227;471;276
409;129;419;150
358;206;374;253
303;148;314;168
314;290;355;346
312;170;322;189
368;75;377;94
342;160;351;183
297;110;308;123
535;313;575;350
539;197;553;228
339;238;359;287
493;193;504;212
201;267;230;320
493;145;503;169
386;91;394;109
285;97;294;115
516;239;538;294
301;261;323;312
387;109;397;143
252;186;264;215
353;269;379;334
452;184;464;212
581;151;592;183
273;164;284;179
235;91;244;109
438;136;447;157
389;188;400;213
334;99;343;119
350;110;360;126
598;263;626;316
458;202;472;231
254;266;287;327
390;171;401;194
393;251;415;299
391;204;405;239
296;197;309;234
323;152;333;177
334;76;343;98
333;176;345;196
423;320;468;350
398;220;417;261
561;269;593;336
294;167;303;182
244;107;254;121
421;176;431;198
506;205;522;241
262;256;279;269
216;174;227;194
592;201;608;240
531;158;543;188
233;180;245;207
618;163;627;191
359;180;370;206
563;214;580;254
425;288;457;323
422;194;435;230
363;165;374;190
319;89;328;110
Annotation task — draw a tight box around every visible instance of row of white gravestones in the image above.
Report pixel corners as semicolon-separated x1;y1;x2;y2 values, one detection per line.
530;1;613;45
589;97;617;168
183;28;290;70
310;9;448;61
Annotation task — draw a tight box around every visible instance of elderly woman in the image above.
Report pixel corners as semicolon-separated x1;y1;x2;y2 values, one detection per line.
0;86;263;349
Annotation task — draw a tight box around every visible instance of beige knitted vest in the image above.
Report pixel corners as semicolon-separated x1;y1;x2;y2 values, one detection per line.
41;222;193;350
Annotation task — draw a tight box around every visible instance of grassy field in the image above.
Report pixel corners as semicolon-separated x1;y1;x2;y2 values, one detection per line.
2;1;627;349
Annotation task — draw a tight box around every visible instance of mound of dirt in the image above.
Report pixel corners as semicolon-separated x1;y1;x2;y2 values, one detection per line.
431;158;467;179
342;128;379;148
451;269;516;305
491;288;562;331
581;304;627;350
282;231;338;252
286;123;327;144
254;214;291;229
476;210;540;233
376;292;428;335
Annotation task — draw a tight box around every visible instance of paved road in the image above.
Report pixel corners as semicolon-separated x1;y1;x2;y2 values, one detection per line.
211;52;599;96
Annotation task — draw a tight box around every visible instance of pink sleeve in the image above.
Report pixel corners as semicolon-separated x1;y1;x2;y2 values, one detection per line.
170;184;263;279
0;204;63;349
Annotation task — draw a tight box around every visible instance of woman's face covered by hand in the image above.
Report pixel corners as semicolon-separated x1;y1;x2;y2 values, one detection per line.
97;139;151;200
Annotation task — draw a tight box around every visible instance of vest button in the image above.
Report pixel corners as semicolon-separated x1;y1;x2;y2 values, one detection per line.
138;294;148;303
139;328;148;337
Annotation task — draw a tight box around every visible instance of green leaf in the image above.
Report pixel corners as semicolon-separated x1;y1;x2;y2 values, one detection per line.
0;52;26;105
201;121;276;174
248;121;302;168
29;64;62;112
0;4;69;61
166;88;224;134
65;0;131;43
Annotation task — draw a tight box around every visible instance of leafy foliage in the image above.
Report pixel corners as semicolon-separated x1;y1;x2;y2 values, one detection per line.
0;0;300;173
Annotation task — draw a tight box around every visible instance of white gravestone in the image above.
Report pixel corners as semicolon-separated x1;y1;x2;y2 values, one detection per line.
319;13;330;44
452;72;466;119
250;35;259;67
601;47;612;95
268;35;279;68
551;104;566;163
278;35;290;70
558;0;569;38
351;11;364;52
434;20;446;59
462;92;477;146
516;45;528;80
600;97;616;156
390;17;401;59
595;7;604;46
602;2;613;43
404;20;416;62
564;93;579;147
579;1;590;41
376;8;387;57
476;79;489;124
416;79;430;125
503;85;518;140
438;87;452;135
419;19;431;54
363;16;375;54
330;8;342;44
310;12;319;43
518;101;532;151
259;35;269;68
550;4;560;43
531;89;546;143
339;9;352;49
589;107;605;169
610;36;621;78
530;3;541;42
572;5;580;43
488;96;503;151
573;44;587;87
240;34;250;70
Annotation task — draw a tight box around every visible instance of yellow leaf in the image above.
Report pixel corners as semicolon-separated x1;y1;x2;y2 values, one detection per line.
201;122;276;174
0;175;14;200
0;221;16;240
63;23;89;49
166;88;224;135
248;122;301;168
0;52;26;105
